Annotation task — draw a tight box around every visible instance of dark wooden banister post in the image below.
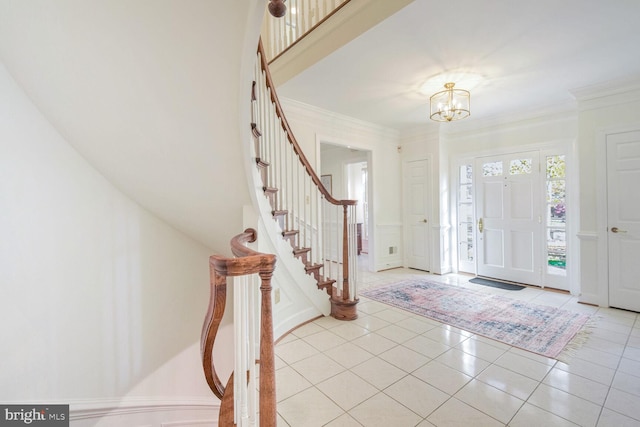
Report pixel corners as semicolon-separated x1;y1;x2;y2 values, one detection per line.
258;268;276;426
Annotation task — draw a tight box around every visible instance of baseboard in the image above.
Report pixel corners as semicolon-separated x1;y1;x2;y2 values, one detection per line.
69;397;219;427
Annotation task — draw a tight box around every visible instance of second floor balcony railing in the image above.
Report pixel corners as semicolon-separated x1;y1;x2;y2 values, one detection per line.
261;0;350;61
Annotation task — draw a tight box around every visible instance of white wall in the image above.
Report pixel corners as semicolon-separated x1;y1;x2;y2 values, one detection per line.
281;98;403;271
573;83;640;306
0;63;227;424
0;0;264;252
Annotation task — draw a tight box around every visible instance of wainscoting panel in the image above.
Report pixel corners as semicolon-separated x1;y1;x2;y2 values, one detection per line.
376;223;403;271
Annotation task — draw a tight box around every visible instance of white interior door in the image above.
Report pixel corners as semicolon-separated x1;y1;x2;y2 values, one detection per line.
607;130;640;312
475;152;542;285
405;159;430;271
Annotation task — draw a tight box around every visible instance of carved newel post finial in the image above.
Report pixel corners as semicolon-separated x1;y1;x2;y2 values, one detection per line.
268;0;287;18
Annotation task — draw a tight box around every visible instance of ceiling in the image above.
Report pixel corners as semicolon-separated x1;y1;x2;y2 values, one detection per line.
277;0;640;130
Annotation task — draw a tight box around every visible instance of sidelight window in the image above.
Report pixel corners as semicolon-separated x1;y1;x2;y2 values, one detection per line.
546;155;566;276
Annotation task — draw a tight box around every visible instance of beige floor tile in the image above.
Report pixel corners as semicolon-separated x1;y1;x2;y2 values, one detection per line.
583;335;627;356
371;307;411;323
403;335;451;359
330;323;370;341
544;367;610;405
302;329;347;352
292;322;326;338
605;388;640;422
374;323;418;344
276;338;320;365
378;345;430;373
493;351;553;381
528;383;601;427
427;397;503;427
509;403;580;427
278;387;345;427
412;360;472;395
384;375;449;418
323;413;363;427
597;408;640;427
290;353;345;384
323;342;374;369
356;300;389;315
623;345;640;362
316;370;378;411
476;364;538;401
423;327;469;347
276;366;312;402
554;357;616;386
618;357;640;377
396;315;439;334
351;331;397;355
350;357;406;390
350;313;390;331
507;347;556;366
572;345;622;369
277;412;290;426
454;379;524;424
349;392;422;427
435;347;491;377
456;337;509;363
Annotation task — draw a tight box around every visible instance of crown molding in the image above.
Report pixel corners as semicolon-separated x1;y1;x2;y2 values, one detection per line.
439;101;578;139
280;97;400;142
570;74;640;111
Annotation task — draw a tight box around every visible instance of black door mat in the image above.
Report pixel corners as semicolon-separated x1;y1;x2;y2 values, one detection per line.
469;277;526;291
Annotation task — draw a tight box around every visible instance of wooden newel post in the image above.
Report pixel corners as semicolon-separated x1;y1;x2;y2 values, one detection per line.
329;203;358;321
259;264;277;426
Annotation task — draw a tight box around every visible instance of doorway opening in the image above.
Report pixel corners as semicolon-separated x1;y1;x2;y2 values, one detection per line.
319;143;373;271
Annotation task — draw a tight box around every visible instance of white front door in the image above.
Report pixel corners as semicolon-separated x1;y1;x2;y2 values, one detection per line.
475;152;542;285
405;159;430;271
607;130;640;312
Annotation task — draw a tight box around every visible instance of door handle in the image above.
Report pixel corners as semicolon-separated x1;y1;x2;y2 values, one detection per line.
611;227;627;233
478;218;483;233
420;219;428;223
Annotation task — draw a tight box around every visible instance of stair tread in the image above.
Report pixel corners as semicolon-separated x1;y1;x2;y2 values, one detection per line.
305;263;323;271
318;278;336;288
256;158;270;168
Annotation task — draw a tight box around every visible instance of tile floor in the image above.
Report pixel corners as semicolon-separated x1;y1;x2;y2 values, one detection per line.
274;264;640;426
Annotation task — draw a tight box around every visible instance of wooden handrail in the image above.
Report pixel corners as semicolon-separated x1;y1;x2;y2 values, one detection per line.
257;39;356;208
254;37;360;321
201;228;277;426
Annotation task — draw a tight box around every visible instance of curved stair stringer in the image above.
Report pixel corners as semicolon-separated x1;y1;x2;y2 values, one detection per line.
247;145;331;340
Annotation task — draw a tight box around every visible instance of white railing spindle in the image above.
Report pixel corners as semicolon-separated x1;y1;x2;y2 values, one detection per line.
261;0;350;61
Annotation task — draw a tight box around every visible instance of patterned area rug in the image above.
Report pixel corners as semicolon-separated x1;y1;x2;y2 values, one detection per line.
361;279;593;359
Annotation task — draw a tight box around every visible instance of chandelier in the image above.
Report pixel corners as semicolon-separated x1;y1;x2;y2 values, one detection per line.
429;82;470;122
